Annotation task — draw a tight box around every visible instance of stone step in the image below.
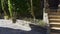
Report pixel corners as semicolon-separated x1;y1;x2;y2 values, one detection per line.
49;19;60;22
48;12;60;15
48;11;60;33
51;24;60;27
49;13;60;15
50;23;60;25
51;32;60;34
49;15;60;19
51;27;60;30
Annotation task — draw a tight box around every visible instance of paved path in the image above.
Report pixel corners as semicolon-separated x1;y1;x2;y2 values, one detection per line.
0;25;47;34
0;19;47;34
0;19;31;31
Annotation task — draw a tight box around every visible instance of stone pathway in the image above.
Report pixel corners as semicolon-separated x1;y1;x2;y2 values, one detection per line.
0;19;31;31
0;19;47;34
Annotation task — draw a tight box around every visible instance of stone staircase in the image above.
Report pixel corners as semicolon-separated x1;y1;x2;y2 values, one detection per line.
48;12;60;34
48;12;60;30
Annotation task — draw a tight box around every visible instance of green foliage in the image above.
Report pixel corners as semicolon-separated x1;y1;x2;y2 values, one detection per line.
30;0;35;19
8;0;13;18
0;0;43;19
23;18;46;27
13;0;31;17
8;0;16;23
38;20;46;27
33;0;43;19
1;0;10;19
12;0;43;19
0;0;2;12
1;0;6;15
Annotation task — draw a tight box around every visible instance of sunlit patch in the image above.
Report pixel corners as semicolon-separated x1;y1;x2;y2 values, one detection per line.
0;19;31;31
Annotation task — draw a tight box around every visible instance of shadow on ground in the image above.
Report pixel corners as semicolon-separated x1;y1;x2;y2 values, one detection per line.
0;24;47;34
